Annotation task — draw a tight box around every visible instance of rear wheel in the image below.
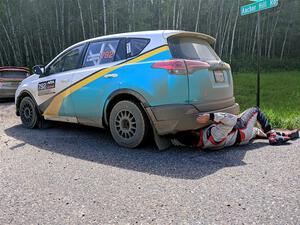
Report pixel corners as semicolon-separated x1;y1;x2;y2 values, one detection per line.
109;100;149;148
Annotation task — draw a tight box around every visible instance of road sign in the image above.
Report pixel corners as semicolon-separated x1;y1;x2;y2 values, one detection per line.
240;0;279;107
240;0;278;16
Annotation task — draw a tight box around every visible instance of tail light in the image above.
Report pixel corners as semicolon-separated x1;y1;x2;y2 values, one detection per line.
152;59;187;75
185;60;210;74
152;59;210;75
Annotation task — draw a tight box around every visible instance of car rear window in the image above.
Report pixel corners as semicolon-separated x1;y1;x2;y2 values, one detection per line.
168;36;220;61
126;38;150;58
0;71;28;78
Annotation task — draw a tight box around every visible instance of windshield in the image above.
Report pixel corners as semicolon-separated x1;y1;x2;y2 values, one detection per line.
168;36;220;61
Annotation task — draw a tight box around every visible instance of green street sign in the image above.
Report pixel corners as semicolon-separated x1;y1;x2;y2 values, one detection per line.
240;0;278;16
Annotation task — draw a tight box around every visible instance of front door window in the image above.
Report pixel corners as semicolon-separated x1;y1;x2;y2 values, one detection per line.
47;45;84;75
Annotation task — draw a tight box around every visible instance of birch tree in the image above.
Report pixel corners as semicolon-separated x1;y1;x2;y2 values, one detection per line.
77;0;86;39
0;0;298;68
102;0;107;35
194;0;202;32
229;0;240;62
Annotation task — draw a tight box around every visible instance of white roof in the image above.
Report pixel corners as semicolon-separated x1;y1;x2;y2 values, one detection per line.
76;30;216;47
52;30;216;65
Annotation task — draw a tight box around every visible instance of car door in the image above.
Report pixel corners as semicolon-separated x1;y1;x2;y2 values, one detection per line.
70;38;126;126
36;44;86;122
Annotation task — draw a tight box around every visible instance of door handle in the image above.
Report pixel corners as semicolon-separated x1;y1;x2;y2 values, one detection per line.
61;79;70;83
104;74;118;78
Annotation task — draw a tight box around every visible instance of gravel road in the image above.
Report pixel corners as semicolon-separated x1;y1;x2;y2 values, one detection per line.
0;100;299;225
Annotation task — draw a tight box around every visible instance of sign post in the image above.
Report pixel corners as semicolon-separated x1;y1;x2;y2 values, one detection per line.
240;0;279;107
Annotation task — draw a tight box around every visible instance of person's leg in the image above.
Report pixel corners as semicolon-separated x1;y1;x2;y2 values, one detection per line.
237;107;294;145
236;107;272;134
235;107;263;144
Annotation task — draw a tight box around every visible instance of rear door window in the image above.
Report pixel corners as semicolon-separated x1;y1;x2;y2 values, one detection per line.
126;38;150;58
168;36;220;61
83;39;121;67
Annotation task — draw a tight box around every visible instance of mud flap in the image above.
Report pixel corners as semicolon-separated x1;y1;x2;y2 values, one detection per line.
153;129;172;151
144;106;172;151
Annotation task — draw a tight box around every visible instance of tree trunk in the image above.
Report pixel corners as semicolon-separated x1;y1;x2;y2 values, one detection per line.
0;19;18;65
89;2;95;37
176;0;180;29
26;32;37;66
214;0;224;51
35;15;45;64
0;40;9;65
229;0;240;63
20;0;30;66
112;0;116;33
61;0;65;48
5;0;20;65
55;0;62;50
280;14;292;60
194;0;202;32
172;0;176;29
77;0;86;39
220;7;232;58
0;49;4;66
267;7;281;59
251;23;258;59
102;0;107;35
67;6;72;45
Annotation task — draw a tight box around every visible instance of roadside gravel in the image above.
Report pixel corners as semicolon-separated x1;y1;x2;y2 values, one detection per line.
0;101;299;225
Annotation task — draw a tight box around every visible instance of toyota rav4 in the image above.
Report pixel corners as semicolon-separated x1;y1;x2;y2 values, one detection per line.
15;30;239;148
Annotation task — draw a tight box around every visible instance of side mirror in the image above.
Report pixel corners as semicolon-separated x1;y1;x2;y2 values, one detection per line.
32;65;45;76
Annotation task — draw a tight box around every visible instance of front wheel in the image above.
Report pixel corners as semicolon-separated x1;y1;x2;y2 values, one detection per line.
109;100;149;148
19;96;47;129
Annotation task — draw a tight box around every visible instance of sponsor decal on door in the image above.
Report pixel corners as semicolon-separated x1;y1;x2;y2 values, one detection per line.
38;79;56;96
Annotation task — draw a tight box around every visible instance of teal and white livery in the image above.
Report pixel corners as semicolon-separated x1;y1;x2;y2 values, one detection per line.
15;30;239;148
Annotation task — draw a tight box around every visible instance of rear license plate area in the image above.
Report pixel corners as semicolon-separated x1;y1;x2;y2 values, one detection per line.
3;82;18;87
213;70;225;83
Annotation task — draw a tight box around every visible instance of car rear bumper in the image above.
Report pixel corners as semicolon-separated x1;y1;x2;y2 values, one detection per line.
0;88;16;98
148;101;240;135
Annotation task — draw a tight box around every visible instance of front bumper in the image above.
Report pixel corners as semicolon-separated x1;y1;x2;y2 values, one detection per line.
147;101;240;135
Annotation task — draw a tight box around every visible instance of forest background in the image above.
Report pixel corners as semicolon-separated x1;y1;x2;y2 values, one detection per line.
0;0;299;72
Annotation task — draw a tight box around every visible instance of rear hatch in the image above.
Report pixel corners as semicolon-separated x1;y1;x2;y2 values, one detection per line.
0;71;28;88
168;35;235;112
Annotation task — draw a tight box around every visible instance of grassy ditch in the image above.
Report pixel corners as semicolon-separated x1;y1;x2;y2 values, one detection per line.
233;71;300;129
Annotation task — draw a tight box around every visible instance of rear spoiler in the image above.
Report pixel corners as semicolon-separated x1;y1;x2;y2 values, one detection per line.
0;66;30;73
163;30;216;45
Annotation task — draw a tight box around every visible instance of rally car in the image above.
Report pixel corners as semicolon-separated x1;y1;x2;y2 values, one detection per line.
15;30;239;148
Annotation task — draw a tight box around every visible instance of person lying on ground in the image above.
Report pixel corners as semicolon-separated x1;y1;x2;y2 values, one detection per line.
172;107;299;149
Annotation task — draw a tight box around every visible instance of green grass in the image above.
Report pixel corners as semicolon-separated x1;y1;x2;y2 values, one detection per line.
233;71;300;129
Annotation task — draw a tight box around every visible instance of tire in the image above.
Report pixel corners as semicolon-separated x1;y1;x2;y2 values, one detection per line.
109;100;149;148
19;96;41;129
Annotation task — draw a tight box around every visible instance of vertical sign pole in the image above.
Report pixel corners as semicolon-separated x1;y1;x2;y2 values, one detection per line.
241;0;279;107
256;11;261;107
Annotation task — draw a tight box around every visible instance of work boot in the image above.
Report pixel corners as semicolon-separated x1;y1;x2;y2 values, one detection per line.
267;131;291;145
276;129;299;140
